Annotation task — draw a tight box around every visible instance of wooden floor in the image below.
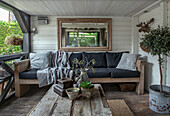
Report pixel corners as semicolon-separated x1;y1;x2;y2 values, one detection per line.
0;84;169;116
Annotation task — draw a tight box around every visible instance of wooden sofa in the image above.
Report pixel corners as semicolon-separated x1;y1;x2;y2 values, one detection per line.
14;59;145;98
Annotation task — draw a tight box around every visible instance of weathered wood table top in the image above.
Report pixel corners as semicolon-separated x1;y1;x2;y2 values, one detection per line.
28;84;112;116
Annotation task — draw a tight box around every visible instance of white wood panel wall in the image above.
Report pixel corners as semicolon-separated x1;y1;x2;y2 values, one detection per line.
31;16;132;52
166;2;170;86
137;2;170;90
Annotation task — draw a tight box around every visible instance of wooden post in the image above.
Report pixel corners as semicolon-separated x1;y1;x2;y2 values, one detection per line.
136;60;145;95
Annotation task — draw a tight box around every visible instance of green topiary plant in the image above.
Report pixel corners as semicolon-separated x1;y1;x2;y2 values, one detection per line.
140;25;170;92
80;81;94;89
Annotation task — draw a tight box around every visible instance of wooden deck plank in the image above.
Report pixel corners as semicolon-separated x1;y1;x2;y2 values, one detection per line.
72;97;91;116
52;96;72;116
91;85;112;116
29;85;59;116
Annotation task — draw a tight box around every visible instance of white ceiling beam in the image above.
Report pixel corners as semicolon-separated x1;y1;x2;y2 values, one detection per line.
132;0;163;17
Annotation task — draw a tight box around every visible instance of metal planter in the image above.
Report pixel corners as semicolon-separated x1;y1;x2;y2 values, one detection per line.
149;85;170;114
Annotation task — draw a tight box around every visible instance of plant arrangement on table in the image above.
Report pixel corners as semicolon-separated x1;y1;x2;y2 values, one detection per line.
80;81;95;98
140;25;170;114
72;58;95;87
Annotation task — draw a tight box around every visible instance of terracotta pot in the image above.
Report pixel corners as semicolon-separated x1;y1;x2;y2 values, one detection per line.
81;87;94;98
140;44;149;53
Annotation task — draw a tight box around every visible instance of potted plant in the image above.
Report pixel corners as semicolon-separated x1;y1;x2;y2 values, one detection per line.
80;81;94;98
140;25;170;114
4;35;23;46
72;58;95;87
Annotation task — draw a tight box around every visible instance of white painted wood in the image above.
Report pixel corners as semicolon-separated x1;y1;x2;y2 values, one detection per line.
166;1;170;86
137;2;170;90
131;16;139;53
133;0;162;17
138;6;162;90
3;0;158;16
31;16;132;52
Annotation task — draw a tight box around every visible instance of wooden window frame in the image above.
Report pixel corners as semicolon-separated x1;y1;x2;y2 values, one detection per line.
57;18;112;51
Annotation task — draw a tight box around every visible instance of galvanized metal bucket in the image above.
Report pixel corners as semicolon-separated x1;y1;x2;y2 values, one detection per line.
149;85;170;114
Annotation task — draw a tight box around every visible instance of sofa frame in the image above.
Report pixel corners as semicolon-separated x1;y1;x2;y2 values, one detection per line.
14;59;145;97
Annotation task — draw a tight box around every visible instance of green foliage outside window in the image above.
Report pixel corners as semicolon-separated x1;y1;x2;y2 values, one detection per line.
68;32;98;47
0;21;23;55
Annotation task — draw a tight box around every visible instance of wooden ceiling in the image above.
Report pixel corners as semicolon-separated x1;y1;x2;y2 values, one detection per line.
2;0;158;16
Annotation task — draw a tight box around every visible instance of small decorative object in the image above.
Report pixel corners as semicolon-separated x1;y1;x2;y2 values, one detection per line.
140;42;149;53
53;78;73;97
66;88;80;100
72;58;95;87
140;25;170;114
119;84;136;92
80;81;94;98
4;35;23;45
136;18;154;33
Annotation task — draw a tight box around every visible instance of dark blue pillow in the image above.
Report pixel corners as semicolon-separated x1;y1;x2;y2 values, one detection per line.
82;52;107;68
69;53;82;67
106;51;129;68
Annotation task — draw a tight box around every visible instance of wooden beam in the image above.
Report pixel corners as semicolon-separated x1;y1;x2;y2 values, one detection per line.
20;79;39;84
0;53;28;61
132;0;162;17
13;10;28;33
90;78;140;83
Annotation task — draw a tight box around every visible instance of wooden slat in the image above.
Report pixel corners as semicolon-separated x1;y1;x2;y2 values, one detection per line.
52;96;72;115
28;84;112;116
107;100;134;116
90;78;140;83
29;85;59;116
20;79;38;84
91;85;112;116
72;98;91;116
3;0;157;16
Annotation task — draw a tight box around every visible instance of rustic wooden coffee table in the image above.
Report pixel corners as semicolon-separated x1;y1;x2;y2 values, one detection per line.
28;84;112;116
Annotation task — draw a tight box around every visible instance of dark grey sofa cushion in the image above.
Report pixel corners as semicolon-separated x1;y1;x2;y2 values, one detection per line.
82;52;107;68
107;68;140;78
87;68;111;78
69;52;82;67
106;51;129;68
19;69;38;79
74;68;111;78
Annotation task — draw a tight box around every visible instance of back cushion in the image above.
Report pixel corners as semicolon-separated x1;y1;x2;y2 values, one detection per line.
82;52;107;68
30;51;52;70
69;52;82;67
106;51;129;68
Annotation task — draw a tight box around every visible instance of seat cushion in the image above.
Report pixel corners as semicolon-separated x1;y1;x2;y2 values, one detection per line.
82;52;107;68
88;68;111;78
106;51;129;68
108;68;140;78
19;69;38;79
69;52;82;67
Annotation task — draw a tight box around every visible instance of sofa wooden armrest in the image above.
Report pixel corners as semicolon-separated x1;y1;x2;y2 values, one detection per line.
14;59;30;73
13;59;30;97
136;59;145;95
